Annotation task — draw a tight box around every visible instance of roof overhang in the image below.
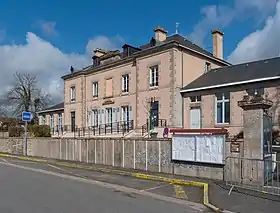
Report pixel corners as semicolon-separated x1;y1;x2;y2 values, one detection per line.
180;76;280;93
62;40;230;81
37;108;64;114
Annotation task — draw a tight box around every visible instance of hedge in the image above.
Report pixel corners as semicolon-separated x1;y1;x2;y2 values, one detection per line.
8;126;24;137
28;124;51;137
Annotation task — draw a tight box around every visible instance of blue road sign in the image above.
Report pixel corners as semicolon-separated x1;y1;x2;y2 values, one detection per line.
22;111;32;122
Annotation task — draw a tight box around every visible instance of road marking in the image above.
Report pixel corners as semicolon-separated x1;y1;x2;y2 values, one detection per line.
173;184;188;200
139;183;172;192
0;160;207;212
47;164;86;178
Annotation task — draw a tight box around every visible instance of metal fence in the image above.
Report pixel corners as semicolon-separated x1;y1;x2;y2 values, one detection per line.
225;156;280;196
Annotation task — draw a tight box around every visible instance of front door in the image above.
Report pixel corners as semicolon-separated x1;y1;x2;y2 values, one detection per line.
190;108;201;129
71;112;75;132
151;101;159;127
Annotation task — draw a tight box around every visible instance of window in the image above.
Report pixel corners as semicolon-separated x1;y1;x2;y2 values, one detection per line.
92;109;98;127
122;106;129;122
122;74;129;93
92;82;98;97
190;96;201;102
106;108;112;124
105;78;113;97
50;114;54;129
70;86;76;102
149;65;159;87
42;115;46;125
205;62;211;73
216;92;230;124
246;88;264;96
58;113;62;130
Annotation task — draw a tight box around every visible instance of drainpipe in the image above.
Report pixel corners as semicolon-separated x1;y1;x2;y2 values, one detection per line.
181;49;184;128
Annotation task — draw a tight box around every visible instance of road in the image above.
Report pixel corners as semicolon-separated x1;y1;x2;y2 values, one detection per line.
0;161;205;213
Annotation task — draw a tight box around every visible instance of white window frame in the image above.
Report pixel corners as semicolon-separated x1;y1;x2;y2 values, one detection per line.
122;74;129;93
92;109;98;127
122;106;129;122
42;115;46;125
50;114;54;129
190;95;201;103
92;82;98;97
106;108;112;124
70;86;76;102
215;93;230;124
149;65;159;88
58;113;62;130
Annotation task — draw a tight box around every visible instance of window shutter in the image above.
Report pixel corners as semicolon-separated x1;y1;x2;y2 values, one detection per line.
98;109;101;125
129;106;132;121
116;107;120;122
121;76;125;91
149;68;153;85
101;109;105;125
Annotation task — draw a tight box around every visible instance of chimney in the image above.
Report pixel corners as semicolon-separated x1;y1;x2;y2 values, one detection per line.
211;29;224;59
154;26;167;42
94;48;107;57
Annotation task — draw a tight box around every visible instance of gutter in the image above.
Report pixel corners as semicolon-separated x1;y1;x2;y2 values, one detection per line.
37;108;64;114
180;76;280;93
62;40;230;80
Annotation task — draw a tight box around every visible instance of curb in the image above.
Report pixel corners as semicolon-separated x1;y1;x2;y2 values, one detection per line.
0;153;225;212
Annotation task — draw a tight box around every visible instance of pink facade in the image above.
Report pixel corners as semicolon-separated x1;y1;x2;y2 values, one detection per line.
182;80;280;137
62;27;228;132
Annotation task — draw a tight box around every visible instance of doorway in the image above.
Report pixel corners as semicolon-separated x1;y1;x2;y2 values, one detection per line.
71;111;75;132
190;108;201;129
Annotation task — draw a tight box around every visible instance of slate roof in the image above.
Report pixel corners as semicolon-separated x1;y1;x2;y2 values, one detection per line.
38;102;64;113
62;33;230;79
181;57;280;92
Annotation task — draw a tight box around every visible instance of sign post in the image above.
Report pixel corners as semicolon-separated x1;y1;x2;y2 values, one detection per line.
22;111;32;156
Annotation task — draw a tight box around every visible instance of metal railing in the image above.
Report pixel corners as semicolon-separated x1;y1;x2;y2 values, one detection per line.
75;120;134;137
225;156;280;196
141;119;167;136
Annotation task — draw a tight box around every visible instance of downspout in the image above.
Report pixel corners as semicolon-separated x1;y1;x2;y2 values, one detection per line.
181;49;184;128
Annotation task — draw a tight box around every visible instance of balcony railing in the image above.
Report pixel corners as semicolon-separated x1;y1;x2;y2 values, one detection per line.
51;120;134;137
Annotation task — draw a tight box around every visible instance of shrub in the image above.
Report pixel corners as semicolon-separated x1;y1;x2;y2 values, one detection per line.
28;124;51;137
8;126;24;137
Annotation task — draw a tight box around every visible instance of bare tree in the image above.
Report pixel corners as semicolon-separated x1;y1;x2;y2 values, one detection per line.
4;72;51;123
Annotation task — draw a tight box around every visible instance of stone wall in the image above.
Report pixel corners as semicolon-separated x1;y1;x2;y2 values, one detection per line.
0;136;232;180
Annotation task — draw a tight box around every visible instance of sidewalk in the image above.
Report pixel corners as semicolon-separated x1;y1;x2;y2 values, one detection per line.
1;153;280;213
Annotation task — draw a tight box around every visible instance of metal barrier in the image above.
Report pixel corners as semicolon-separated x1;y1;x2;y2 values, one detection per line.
225;156;280;196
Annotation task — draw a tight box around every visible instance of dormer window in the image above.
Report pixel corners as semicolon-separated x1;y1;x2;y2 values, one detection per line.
205;62;211;73
92;56;100;67
150;37;156;47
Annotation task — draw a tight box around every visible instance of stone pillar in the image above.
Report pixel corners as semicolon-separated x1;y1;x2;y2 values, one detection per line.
238;95;273;185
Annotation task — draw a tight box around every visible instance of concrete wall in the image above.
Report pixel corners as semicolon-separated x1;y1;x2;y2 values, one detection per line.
0;136;232;180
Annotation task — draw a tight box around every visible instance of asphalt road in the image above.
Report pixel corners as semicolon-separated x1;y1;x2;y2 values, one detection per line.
0;161;206;213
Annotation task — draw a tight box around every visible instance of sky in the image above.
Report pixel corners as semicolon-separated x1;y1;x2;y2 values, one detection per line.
0;0;280;104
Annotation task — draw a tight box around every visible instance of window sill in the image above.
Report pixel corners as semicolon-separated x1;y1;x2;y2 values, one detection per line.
214;123;230;128
121;92;129;96
103;96;114;99
92;96;98;100
149;86;158;91
70;100;76;103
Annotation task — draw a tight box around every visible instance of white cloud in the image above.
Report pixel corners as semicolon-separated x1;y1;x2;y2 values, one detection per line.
35;20;58;36
228;1;280;64
0;32;123;104
188;0;278;47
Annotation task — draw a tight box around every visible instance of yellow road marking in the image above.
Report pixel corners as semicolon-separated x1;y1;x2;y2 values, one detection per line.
0;153;220;212
139;183;172;192
173;184;188;200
